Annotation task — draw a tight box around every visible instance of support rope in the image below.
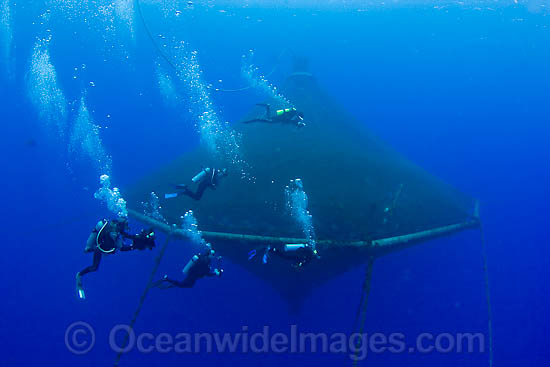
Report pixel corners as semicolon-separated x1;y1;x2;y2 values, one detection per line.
352;256;375;367
135;0;180;73
479;223;494;367
136;0;287;93
114;232;172;367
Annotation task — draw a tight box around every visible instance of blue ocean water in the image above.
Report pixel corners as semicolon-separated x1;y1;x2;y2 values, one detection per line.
1;1;549;366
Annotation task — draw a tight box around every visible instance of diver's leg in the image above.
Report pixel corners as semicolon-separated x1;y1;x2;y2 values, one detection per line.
78;251;102;277
150;279;166;288
151;278;178;289
160;277;193;288
181;182;207;201
193;182;210;200
180;188;200;201
165;184;190;199
179;277;196;288
169;279;185;288
243;118;273;124
177;184;201;200
243;118;272;124
76;251;102;299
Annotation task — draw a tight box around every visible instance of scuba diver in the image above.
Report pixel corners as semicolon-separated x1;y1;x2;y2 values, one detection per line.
75;217;156;299
152;248;223;289
165;167;228;201
248;243;319;269
243;103;305;127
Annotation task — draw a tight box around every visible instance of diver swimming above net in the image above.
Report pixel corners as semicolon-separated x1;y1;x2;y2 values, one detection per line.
151;248;223;289
242;103;305;127
75;217;156;300
165;166;228;201
248;243;319;269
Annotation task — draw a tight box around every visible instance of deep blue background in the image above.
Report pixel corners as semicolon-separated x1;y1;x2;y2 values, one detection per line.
0;2;548;366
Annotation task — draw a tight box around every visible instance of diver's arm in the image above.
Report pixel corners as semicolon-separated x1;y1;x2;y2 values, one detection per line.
207;268;222;277
119;244;134;251
111;234;127;251
120;230;137;239
119;232;142;251
78;251;102;276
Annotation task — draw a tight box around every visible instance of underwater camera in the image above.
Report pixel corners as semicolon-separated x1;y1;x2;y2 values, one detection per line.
132;229;156;250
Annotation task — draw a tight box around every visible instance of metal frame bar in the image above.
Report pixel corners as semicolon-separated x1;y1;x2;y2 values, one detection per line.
128;209;479;253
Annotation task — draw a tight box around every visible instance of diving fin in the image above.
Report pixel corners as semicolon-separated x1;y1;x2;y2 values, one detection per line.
76;273;86;300
164;192;179;199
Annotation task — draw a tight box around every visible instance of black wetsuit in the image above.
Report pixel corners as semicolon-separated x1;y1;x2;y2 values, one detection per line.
78;221;154;277
268;244;316;268
78;221;120;277
79;251;103;277
243;104;304;126
180;169;226;201
157;252;221;288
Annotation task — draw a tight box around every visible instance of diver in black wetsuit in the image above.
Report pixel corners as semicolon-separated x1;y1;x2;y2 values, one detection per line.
243;103;305;127
248;243;319;269
75;218;156;299
152;249;223;289
165;167;228;201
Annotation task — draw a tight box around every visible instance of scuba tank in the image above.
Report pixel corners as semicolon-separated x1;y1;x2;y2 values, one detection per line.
276;107;296;116
284;243;308;252
192;167;212;183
